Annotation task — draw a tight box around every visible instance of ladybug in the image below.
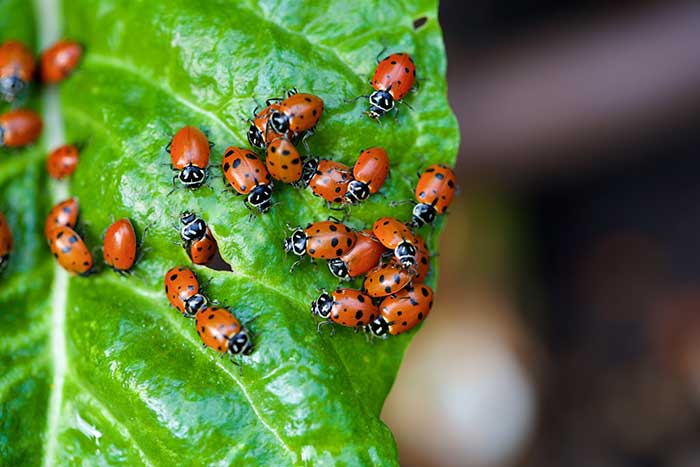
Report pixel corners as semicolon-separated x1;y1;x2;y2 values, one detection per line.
413;234;431;282
328;229;388;280
345;147;389;204
103;218;138;273
284;220;356;270
266;137;303;183
188;227;218;265
302;158;352;204
268;90;324;135
44;198;79;238
48;225;93;275
40;40;82;84
247;102;284;149
46;143;79;179
410;164;457;228
367;284;433;337
372;217;417;268
195;307;253;356
0;211;13;272
368;52;416;119
222;146;273;213
164;266;208;318
0;109;43;147
311;288;378;334
364;260;414;298
168;126;211;189
0;40;35;102
179;212;208;243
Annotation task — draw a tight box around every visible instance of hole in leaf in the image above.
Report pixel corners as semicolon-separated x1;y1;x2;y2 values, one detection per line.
413;16;428;30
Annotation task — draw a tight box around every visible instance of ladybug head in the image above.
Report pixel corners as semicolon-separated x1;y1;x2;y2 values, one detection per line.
367;316;390;338
247;123;265;149
284;228;307;256
395;241;417;269
368;90;394;119
327;258;350;280
269;110;290;134
311;291;334;319
228;329;253;355
410;203;436;228
345;180;370;204
184;293;207;318
179;165;207;188
180;213;207;242
0;76;25;102
247;184;273;213
297;157;319;188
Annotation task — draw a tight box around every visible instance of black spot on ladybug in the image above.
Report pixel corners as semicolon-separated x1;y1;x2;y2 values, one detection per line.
397;311;403;316
421;287;429;297
335;248;343;256
208;313;215;320
355;310;363;319
312;109;317;116
83;261;89;266
418;312;424;320
329;224;337;231
233;158;241;168
404;67;410;73
201;326;206;332
304;97;311;102
346;238;353;247
245;152;256;159
309;248;316;254
331;237;339;247
435;172;444;180
56;231;64;239
282;164;288;170
358;294;365;303
383;220;389;225
223;162;230;171
292;158;300;164
379;274;385;282
270;145;277;153
419;191;426;199
402;321;408;326
385;286;392;293
61;246;71;253
334;186;341;193
240;185;246;191
62;207;71;213
393;274;401;284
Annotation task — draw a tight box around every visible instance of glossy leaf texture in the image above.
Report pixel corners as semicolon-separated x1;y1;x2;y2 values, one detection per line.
0;0;458;465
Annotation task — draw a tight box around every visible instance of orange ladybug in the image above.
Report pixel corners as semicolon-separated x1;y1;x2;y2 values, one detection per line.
163;266;208;318
367;284;433;337
0;109;42;147
195;307;253;355
266;137;303;183
413;234;431;282
302;158;352;204
0;40;35;102
269;90;324;135
284;220;356;271
346;147;389;204
364;260;414;298
44;198;79;239
368;52;416;119
188;227;218;265
372;217;417;268
46;143;79;179
0;211;13;272
221;146;273;213
103;218;138;273
40;40;82;84
327;230;388;280
247;102;284;149
311;288;379;334
410;164;457;227
168;126;211;189
48;225;93;275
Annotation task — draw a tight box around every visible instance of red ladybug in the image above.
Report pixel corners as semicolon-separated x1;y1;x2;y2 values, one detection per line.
284;220;356;271
367;284;433;337
46;143;79;179
301;158;352;204
163;266;208;318
188;227;218;265
345;147;389;204
221;146;273;213
0;40;35;102
40;40;82;84
266;137;303;183
0;211;13;272
410;164;457;227
311;288;378;334
0;109;42;147
328;230;388;280
48;225;93;275
268;90;324;135
195;307;253;355
372;217;417;268
364;260;414;298
44;198;79;239
247;102;284;149
168;126;211;189
103;218;138;273
368;52;416;119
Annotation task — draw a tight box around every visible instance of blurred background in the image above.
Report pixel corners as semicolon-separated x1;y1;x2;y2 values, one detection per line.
382;1;700;466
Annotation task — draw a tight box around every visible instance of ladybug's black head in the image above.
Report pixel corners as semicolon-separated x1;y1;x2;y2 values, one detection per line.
247;123;265;149
228;329;253;355
179;164;207;188
327;258;350;280
269;110;290;134
180;213;207;242
184;293;207;318
284;228;307;256
247;184;273;213
345;180;370;204
311;291;334;319
395;241;417;269
296;157;319;188
367;316;390;338
0;76;25;102
368;90;394;119
410;203;436;228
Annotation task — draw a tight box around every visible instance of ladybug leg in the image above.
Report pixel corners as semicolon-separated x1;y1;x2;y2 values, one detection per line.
289;257;303;273
326;215;343;223
388;199;414;208
167;175;179;196
165;140;172;153
375;47;387;63
317;320;336;336
265;97;283;106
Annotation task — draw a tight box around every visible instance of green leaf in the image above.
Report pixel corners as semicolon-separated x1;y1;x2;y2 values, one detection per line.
1;0;458;465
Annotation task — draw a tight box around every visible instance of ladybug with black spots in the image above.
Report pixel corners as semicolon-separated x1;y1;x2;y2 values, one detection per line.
0;40;35;102
48;225;93;275
221;146;273;213
0;109;43;148
167;125;211;189
196;307;253;356
410;164;457;228
268;89;324;135
188;226;218;265
327;230;388;280
345;147;389;204
247;102;284;149
46;143;79;179
372;217;417;269
266;137;303;183
40;40;82;84
368;52;416;120
103;218;139;273
284;220;356;271
364;260;414;298
301;157;353;205
367;284;433;337
0;212;13;272
311;288;378;334
44;198;79;239
164;266;208;318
